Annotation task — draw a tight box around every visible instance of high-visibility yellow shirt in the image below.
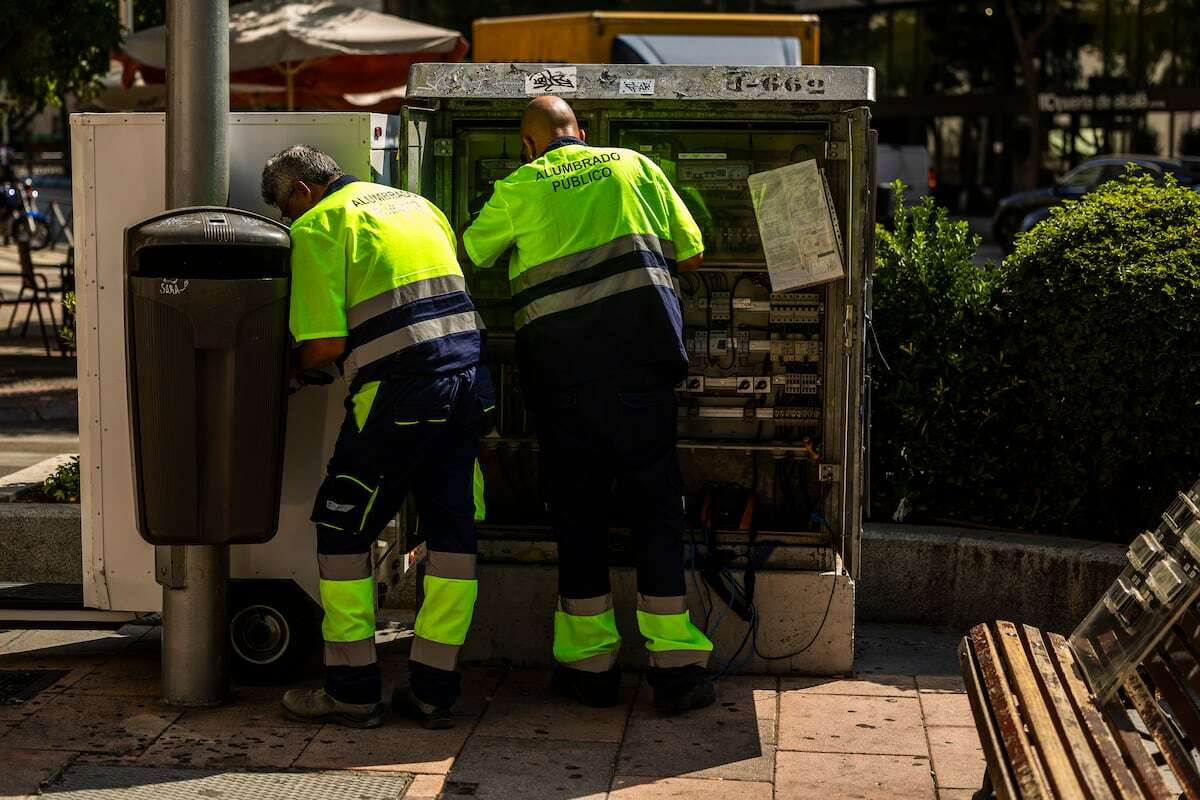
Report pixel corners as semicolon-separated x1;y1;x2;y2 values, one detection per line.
464;138;703;390
289;177;484;388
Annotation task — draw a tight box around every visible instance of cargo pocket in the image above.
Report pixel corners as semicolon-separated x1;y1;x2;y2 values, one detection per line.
392;400;453;427
311;473;380;535
475;366;497;416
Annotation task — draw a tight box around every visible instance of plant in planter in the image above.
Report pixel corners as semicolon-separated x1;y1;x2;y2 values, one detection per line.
42;456;80;503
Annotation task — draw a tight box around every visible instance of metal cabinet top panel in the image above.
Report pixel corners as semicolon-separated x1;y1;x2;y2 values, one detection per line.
406;63;875;103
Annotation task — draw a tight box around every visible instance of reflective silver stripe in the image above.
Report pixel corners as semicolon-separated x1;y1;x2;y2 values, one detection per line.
410;635;460;671
318;553;372;581
347;274;469;328
649;649;710;669
559;650;619;673
637;593;688;615
426;551;476;580
514;267;675;331
344;310;484;382
559;594;613;617
511;232;676;294
324;637;377;668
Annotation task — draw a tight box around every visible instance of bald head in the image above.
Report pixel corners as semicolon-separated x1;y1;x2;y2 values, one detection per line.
520;96;585;162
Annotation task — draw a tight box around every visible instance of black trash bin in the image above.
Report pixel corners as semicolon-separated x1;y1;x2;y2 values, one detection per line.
125;207;292;545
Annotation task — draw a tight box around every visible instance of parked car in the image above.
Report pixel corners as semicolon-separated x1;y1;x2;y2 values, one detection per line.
992;155;1200;253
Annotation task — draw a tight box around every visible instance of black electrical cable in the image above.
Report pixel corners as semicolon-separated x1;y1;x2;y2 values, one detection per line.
694;461;840;666
687;526;711;626
711;581;756;681
751;512;839;661
726;273;754;371
699;272;718;367
751;568;838;661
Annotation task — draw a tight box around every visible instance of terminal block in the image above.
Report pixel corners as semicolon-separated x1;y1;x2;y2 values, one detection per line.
778;373;819;395
772;337;822;364
773;406;821;426
770;292;821;325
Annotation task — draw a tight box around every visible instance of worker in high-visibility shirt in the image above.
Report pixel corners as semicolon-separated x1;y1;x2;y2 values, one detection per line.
462;97;715;714
262;145;491;730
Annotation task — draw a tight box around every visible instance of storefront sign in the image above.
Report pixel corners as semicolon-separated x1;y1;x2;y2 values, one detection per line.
1037;91;1166;112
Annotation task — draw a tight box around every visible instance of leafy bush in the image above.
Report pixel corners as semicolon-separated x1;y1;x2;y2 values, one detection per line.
870;183;1003;522
872;171;1200;539
42;456;80;503
59;291;75;352
994;170;1200;535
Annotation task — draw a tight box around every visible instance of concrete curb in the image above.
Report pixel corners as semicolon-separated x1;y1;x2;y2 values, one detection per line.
860;523;1126;635
0;404;78;424
0;504;1128;635
0;354;76;376
0;503;82;583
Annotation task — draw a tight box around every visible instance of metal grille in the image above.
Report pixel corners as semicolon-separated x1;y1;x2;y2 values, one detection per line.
0;669;67;704
44;765;412;799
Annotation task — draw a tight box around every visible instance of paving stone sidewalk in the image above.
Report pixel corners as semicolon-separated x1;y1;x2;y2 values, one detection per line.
0;623;984;799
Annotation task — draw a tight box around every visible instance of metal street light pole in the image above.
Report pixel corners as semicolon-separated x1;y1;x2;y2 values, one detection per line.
160;0;230;708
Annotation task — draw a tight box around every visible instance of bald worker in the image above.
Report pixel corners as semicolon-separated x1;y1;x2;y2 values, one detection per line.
462;97;715;714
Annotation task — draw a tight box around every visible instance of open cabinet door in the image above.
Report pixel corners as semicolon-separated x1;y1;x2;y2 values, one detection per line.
863;127;878;539
400;106;437;195
834;106;873;582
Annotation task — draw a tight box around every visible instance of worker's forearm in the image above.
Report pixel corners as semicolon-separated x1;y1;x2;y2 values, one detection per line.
678;253;704;271
292;337;346;373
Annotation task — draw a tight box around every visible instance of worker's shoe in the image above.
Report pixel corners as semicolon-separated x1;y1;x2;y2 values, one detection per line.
392;685;454;730
648;665;716;715
551;664;622;708
281;687;384;728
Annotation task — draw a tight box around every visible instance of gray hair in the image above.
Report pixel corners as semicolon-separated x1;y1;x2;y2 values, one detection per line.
260;144;344;207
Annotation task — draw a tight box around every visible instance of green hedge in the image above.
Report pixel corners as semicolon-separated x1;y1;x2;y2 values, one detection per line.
872;171;1200;539
871;188;1005;525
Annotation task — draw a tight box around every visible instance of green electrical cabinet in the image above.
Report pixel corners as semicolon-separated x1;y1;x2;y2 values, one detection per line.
403;63;876;674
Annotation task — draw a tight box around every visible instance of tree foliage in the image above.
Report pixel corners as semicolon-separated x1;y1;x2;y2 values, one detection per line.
0;0;123;114
134;0;167;32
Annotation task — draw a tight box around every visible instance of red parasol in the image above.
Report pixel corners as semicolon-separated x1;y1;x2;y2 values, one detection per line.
117;0;467;111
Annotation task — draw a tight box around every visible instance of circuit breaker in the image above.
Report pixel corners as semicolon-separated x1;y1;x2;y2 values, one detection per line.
404;64;873;592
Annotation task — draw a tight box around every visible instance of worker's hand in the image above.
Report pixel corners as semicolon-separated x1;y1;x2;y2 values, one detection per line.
296;369;334;387
456;228;476;266
288;369;334;395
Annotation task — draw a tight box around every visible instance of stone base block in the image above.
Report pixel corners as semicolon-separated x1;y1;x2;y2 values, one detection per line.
460;563;854;675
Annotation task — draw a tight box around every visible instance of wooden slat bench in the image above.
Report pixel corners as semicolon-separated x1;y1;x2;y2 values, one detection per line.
961;481;1200;799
